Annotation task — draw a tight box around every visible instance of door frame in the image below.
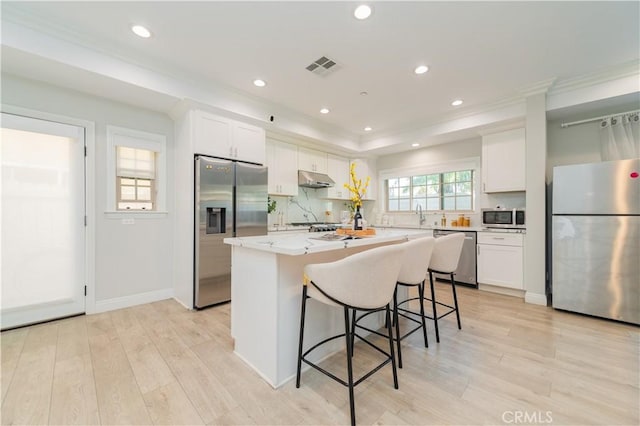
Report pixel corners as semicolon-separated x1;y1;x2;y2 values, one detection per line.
2;104;97;316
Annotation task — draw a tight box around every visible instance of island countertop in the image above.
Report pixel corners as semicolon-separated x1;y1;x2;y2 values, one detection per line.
224;228;431;256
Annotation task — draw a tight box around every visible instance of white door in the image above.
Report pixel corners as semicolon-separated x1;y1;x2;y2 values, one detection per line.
1;113;86;329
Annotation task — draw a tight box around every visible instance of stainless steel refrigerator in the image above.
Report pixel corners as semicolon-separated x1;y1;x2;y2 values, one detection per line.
552;159;639;324
194;155;267;308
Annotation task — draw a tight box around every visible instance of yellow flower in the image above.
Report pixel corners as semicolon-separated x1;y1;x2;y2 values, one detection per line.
343;163;370;210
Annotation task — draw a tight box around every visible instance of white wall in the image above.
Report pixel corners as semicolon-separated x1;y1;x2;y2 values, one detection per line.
547;119;601;180
375;137;526;227
1;73;175;311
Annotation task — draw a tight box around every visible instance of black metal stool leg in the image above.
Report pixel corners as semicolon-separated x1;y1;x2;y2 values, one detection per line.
344;307;356;426
386;304;399;389
418;280;429;348
450;273;462;330
296;286;308;388
429;271;440;343
350;309;356;357
393;287;402;368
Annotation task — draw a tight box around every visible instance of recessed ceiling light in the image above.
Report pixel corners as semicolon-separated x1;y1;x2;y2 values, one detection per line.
414;65;429;75
354;5;372;20
364;126;372;131
412;143;420;147
253;79;266;87
451;99;464;106
360;91;368;96
320;108;330;114
131;25;151;38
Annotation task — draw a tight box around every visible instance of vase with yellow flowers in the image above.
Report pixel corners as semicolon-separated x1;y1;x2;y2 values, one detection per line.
344;162;370;230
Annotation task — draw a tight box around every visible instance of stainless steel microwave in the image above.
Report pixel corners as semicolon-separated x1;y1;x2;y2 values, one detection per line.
481;208;525;229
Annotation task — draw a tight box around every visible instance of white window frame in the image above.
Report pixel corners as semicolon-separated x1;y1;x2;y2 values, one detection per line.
106;125;167;215
379;157;480;213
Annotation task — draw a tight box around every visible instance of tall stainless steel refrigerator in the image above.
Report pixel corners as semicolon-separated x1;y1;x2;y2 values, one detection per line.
552;159;639;325
194;155;267;309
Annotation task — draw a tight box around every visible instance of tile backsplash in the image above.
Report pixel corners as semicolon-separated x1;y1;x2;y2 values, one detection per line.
269;187;526;228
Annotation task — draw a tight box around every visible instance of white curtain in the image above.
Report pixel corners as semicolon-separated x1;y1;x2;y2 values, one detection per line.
600;112;639;161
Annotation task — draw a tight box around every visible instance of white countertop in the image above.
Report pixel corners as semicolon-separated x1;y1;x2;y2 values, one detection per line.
224;228;431;256
372;224;484;232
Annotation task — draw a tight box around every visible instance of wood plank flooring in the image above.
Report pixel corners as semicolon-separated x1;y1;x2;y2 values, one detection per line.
1;284;638;425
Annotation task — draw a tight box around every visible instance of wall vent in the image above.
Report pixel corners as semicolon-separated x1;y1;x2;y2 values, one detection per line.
306;56;339;76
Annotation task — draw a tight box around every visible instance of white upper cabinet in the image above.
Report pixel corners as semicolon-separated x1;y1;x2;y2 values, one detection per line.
266;140;298;196
320;154;350;200
481;128;525;192
233;122;266;164
349;158;376;200
194;110;265;164
298;147;328;174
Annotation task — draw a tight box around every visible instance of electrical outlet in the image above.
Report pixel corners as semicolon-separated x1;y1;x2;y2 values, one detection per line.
122;218;135;225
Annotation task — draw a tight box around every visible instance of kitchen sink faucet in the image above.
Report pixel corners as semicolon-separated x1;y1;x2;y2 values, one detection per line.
416;204;425;225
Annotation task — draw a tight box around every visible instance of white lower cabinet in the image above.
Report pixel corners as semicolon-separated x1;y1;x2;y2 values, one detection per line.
477;232;524;289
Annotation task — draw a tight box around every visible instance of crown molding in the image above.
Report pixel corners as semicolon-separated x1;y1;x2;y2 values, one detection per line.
549;59;640;96
518;77;557;97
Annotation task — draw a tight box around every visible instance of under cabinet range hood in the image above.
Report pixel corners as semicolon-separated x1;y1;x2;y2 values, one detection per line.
298;170;335;188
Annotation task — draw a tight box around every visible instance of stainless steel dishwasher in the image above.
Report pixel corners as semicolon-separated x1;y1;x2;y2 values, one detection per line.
433;229;477;287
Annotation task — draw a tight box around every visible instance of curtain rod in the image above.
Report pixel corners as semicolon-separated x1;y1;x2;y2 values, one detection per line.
560;109;640;128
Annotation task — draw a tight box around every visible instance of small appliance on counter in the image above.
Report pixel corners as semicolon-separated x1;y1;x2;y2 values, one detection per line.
481;207;525;229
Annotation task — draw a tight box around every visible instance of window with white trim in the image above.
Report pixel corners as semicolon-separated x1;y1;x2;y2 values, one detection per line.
107;126;166;213
386;169;474;212
116;146;156;210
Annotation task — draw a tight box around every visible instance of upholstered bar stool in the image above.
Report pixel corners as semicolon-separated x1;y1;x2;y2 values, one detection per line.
393;232;465;345
353;237;436;369
390;236;435;367
295;243;406;426
427;232;465;342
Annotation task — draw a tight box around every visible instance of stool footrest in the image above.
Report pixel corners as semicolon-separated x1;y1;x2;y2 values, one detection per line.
301;331;393;388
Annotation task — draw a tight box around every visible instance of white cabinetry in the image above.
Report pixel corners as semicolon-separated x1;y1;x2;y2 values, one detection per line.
266;140;298;196
349;158;376;200
194;110;265;164
321;154;350;199
482;128;525;192
477;232;524;289
298;147;327;173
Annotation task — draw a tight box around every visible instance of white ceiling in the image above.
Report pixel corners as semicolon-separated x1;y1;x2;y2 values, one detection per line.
2;1;639;148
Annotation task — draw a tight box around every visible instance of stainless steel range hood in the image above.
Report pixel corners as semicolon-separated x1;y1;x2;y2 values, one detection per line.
298;170;335;188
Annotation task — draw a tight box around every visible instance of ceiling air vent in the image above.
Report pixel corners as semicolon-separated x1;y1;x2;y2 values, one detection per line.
306;56;339;76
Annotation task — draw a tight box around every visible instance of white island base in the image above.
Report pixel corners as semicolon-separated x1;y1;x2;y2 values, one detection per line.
225;229;430;388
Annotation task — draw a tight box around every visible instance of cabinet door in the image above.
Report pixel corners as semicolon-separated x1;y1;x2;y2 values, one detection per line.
298;147;327;173
194;111;232;157
482;128;525;192
477;243;523;289
349;159;376;200
233;122;265;164
325;154;350;199
266;140;298;196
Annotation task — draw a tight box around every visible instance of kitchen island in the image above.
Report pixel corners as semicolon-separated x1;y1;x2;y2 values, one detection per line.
224;229;431;388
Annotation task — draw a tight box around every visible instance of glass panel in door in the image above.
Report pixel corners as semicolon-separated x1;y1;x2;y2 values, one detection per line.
1;113;85;329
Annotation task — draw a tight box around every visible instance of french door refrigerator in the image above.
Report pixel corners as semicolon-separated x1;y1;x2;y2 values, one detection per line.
552;159;639;325
194;155;267;308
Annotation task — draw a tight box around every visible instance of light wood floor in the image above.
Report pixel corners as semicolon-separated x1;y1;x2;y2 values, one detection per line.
1;283;638;425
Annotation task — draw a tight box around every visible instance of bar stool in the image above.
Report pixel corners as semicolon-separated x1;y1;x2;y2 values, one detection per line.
394;232;465;344
391;236;435;367
427;232;465;342
353;237;435;369
295;243;406;426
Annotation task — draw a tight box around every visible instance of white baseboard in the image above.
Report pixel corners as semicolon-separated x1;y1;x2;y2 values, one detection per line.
478;284;525;298
525;292;548;306
93;288;174;314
